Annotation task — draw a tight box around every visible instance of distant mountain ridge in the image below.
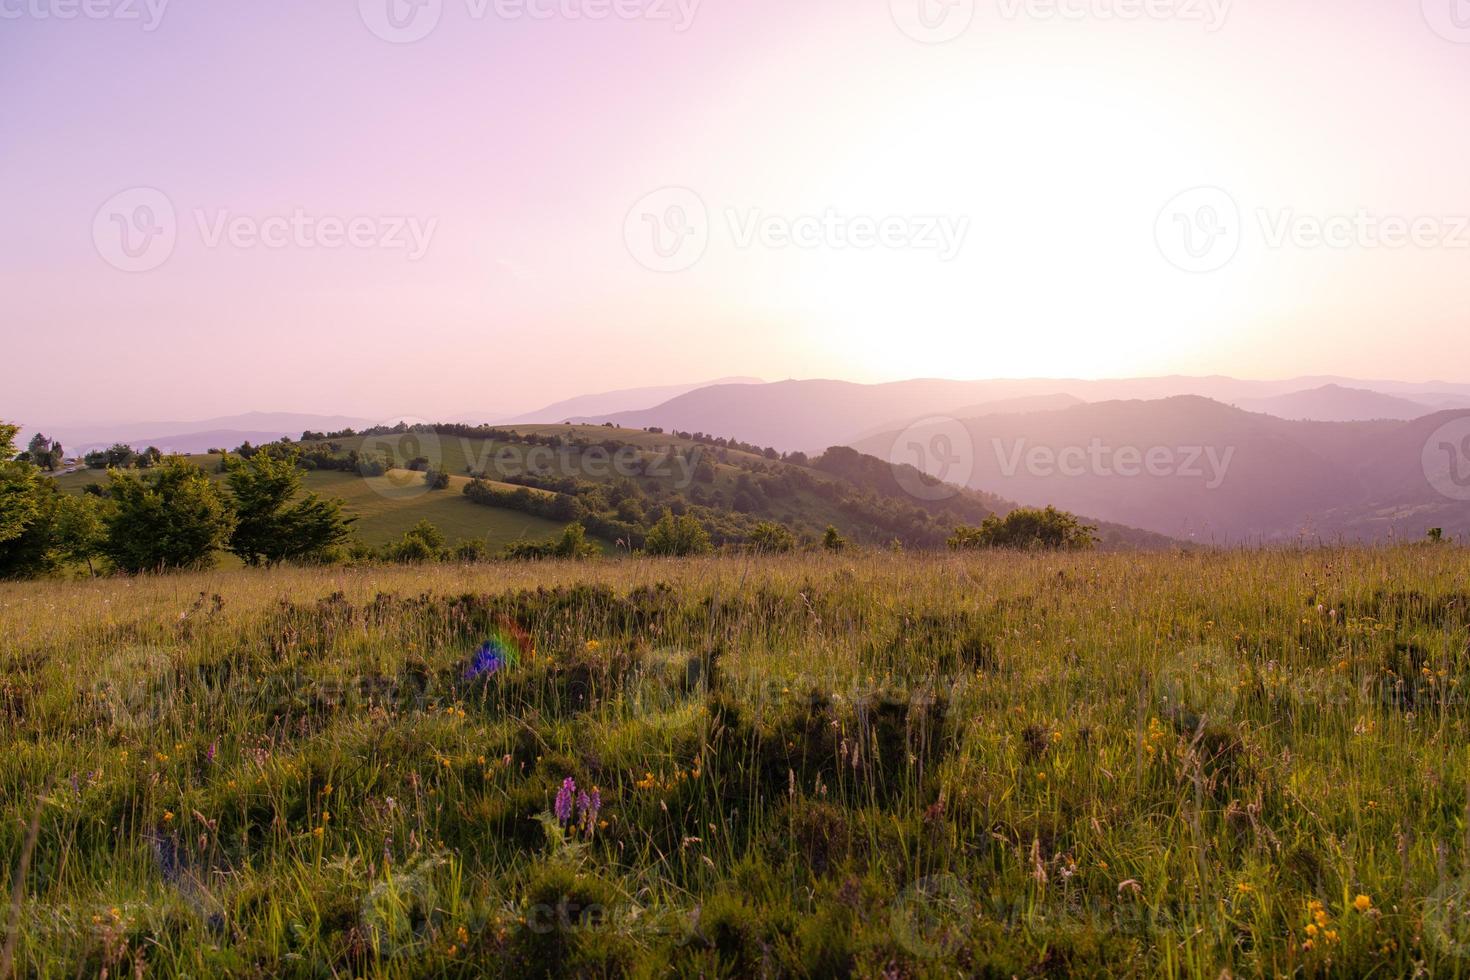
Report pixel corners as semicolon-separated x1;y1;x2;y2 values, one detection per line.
587;376;1470;453
1232;384;1457;422
30;413;379;457
854;396;1470;543
499;377;764;425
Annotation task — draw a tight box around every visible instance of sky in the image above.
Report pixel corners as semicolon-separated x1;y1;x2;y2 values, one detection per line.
3;0;1470;427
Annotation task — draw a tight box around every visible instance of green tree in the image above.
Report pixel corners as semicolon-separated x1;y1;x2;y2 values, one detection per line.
53;493;106;576
643;511;712;557
388;519;446;563
102;458;237;572
424;467;451;491
26;433;62;471
225;450;355;566
949;506;1097;552
0;472;64;580
822;525;847;552
748;521;796;554
0;422;41;548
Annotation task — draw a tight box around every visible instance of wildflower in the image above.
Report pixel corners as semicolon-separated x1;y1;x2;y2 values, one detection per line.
554;777;576;824
1354;894;1372;913
163;810;175;823
464;633;520;680
1236;883;1253;894
586;640;602;652
577;787;602;834
636;771;657;790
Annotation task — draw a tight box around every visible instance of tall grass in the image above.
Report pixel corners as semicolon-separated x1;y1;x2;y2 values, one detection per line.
2;546;1469;976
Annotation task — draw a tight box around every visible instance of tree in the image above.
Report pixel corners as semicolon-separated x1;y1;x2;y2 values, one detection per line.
387;519;447;563
0;462;63;580
53;493;106;576
102;458;237;572
823;525;847;552
643;511;712;557
748;521;796;554
424;467;451;491
949;506;1097;552
0;422;41;547
85;444;138;470
503;523;600;561
225;449;355;566
26;433;61;471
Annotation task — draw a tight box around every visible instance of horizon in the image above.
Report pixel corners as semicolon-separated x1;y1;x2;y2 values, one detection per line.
18;370;1470;434
7;1;1470;426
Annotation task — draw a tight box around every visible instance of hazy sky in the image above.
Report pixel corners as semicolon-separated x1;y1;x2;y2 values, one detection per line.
4;0;1469;426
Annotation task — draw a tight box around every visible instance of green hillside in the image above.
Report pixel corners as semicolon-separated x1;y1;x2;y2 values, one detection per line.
55;423;1175;554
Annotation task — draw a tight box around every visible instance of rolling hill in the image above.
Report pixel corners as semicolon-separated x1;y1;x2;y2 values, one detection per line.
54;423;1174;553
1232;384;1441;422
855;397;1470;543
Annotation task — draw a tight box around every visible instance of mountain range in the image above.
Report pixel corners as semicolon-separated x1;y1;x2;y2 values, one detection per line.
853;397;1470;543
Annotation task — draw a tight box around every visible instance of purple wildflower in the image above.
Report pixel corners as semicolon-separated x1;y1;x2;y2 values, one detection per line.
554;777;576;824
578;788;602;835
464;639;508;680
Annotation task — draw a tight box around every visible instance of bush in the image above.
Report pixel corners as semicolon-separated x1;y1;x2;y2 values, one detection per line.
643;512;711;557
949;506;1097;552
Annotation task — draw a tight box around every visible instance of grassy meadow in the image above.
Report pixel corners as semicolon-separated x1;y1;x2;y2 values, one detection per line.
4;547;1470;977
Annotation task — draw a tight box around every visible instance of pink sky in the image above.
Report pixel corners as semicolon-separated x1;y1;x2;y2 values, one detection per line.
3;0;1469;427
